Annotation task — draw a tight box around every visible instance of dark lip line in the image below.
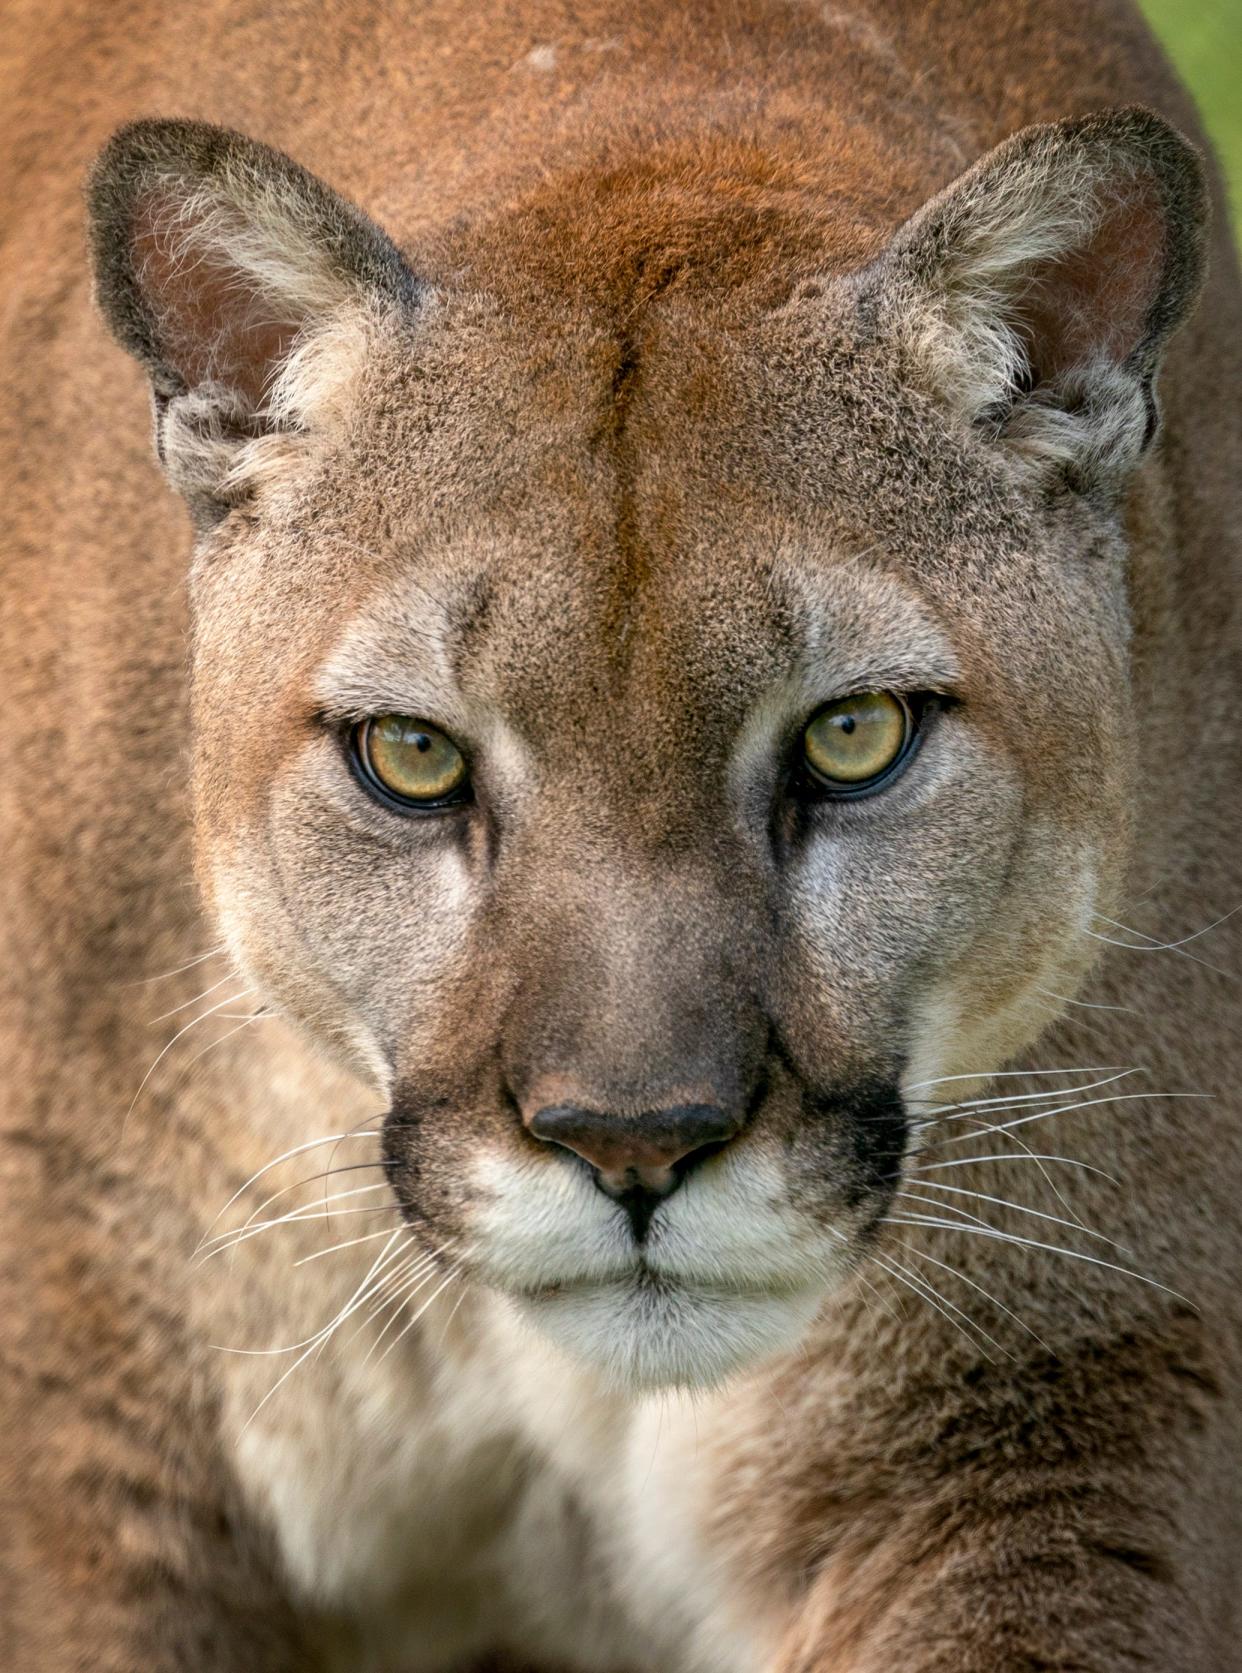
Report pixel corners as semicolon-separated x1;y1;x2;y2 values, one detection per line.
509;1262;819;1303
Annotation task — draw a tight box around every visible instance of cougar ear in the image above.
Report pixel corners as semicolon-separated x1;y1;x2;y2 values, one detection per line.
88;119;419;523
871;106;1208;494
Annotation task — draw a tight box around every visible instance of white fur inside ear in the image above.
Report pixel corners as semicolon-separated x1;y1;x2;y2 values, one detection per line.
233;303;386;494
137;174;365;368
887;126;1180;487
157;304;383;505
127;154;410;509
1000;358;1152;477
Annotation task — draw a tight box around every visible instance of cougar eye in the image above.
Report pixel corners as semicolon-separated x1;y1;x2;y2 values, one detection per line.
802;692;914;794
353;715;469;810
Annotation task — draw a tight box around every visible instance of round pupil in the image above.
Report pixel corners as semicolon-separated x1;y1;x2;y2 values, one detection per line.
366;716;466;802
804;693;909;784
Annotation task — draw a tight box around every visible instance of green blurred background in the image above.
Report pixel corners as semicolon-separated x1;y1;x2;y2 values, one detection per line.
1142;0;1242;226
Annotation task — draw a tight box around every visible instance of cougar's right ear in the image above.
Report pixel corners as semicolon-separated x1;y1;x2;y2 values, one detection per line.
87;119;420;524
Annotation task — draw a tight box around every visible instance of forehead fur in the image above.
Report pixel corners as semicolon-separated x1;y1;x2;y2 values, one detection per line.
246;272;1117;665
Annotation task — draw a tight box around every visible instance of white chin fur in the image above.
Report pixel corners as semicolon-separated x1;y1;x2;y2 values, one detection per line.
513;1276;825;1392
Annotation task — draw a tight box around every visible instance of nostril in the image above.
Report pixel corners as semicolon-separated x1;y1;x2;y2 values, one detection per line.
526;1102;742;1184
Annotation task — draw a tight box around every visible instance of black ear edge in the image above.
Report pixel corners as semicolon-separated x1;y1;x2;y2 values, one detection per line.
885;105;1210;379
1106;107;1212;377
86;117;421;393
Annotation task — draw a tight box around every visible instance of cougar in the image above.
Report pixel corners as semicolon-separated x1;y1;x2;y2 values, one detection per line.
3;0;1240;1667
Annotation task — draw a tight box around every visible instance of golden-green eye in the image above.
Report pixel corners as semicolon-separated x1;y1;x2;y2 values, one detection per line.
803;692;913;790
356;715;469;808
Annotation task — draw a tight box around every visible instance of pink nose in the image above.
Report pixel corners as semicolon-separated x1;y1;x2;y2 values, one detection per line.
526;1102;742;1194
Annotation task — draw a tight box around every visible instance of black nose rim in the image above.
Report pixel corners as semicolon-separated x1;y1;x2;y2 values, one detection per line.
526;1101;743;1179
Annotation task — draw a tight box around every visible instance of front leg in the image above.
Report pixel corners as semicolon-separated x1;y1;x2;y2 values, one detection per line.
1;1307;319;1673
734;1314;1228;1671
772;1505;1198;1672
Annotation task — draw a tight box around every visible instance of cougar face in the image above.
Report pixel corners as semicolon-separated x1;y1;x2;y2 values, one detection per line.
189;300;1126;1390
91;110;1202;1387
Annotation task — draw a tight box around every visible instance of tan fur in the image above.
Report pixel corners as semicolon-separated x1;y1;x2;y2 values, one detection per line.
3;2;1241;1669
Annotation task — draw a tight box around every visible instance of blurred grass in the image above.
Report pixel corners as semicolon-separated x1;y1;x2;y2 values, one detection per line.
1141;0;1242;226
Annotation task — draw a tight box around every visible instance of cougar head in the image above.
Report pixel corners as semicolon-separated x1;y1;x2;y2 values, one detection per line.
89;110;1205;1388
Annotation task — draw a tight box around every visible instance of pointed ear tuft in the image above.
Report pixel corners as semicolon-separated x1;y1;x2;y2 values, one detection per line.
87;119;419;520
872;107;1208;492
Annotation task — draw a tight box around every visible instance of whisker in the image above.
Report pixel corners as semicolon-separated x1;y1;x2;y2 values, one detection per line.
920;1069;1141;1119
918;1114;1100;1231
123;986;254;1138
175;1010;270;1080
914;1151;1121;1185
903;1065;1124;1093
149;971;239;1023
218;1231;411;1361
197;1118;386;1250
363;1253;449;1362
897;1186;995;1226
849;1267;906;1326
123;945;228;986
870;1251;1005;1363
1086;920;1237;984
436;1277;472;1347
199;1186;397;1261
230;1160;387;1241
899;1181;1127;1250
378;1268;461;1363
1095;904;1242;952
893;1239;1052;1352
911;1076;1139;1228
1034;986;1137;1015
932;1088;1209;1150
880;1214;1190;1303
293;1228;398;1267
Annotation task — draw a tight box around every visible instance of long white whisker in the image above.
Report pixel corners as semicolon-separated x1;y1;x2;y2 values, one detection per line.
123;945;228;986
903;1066;1124;1093
1086;922;1236;983
933;1089;1208;1149
901;1182;1126;1250
218;1231;410;1361
149;972;240;1023
436;1276;472;1347
895;1188;1000;1235
197;1119;385;1249
347;1250;433;1338
893;1239;1052;1352
123;987;253;1137
870;1252;1005;1362
363;1254;449;1362
923;1069;1140;1118
378;1269;461;1363
1095;905;1242;951
199;1185;396;1261
294;1228;397;1267
914;1151;1120;1185
1035;986;1137;1015
229;1160;386;1241
174;1010;270;1083
880;1214;1190;1302
917;1081;1137;1227
917;1114;1095;1231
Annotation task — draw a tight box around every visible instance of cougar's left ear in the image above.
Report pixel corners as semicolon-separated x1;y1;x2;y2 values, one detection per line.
868;106;1208;494
88;119;420;524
